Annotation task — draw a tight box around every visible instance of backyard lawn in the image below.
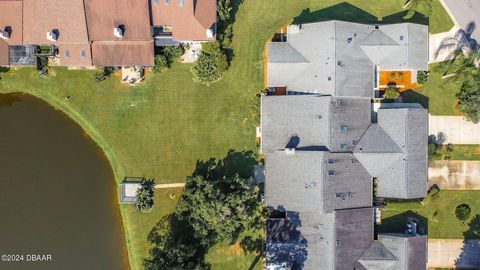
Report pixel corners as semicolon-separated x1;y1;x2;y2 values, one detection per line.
0;0;454;269
379;190;480;239
450;145;480;160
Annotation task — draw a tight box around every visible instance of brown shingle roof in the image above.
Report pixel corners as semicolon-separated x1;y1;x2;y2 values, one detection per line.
22;0;89;45
0;0;23;45
84;0;152;41
0;39;9;66
91;41;154;66
59;44;92;67
151;0;216;41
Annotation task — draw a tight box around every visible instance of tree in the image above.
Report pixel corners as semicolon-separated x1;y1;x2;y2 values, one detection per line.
191;42;228;85
153;54;168;74
457;75;480;123
133;179;155;212
384;87;400;100
163;46;184;62
455;204;471;221
403;0;432;20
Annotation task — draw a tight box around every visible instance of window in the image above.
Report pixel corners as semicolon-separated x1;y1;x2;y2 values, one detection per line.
340;126;348;132
335;192;342;198
64;50;70;57
328;159;335;164
154;0;159;4
164;0;169;4
328;170;335;176
340;144;347;150
81;50;86;58
178;0;184;6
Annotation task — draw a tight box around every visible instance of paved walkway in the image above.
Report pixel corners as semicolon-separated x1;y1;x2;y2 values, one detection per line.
428;239;480;269
429;160;480;190
429;115;480;144
429;26;471;63
154;183;185;189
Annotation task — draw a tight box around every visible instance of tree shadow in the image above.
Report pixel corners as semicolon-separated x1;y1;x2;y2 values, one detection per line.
193;149;257;180
400;90;429;109
265;209;308;269
377;210;428;236
433;21;479;62
293;2;428;26
454;215;480;268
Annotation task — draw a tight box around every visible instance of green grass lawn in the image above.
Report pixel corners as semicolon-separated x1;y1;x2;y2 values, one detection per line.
379;190;480;239
402;62;464;116
0;1;454;269
450;145;480;160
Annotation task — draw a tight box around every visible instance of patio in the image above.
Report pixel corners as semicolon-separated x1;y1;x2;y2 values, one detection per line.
378;70;420;92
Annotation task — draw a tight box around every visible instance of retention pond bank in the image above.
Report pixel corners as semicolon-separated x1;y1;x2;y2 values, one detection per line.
0;93;129;270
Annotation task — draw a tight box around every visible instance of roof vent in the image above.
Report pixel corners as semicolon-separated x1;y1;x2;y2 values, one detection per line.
0;30;10;40
289;24;301;34
46;31;57;41
114;26;124;38
374;25;380;30
285;148;295;155
206;29;214;38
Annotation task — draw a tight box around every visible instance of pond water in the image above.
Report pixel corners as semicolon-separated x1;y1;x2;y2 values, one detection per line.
0;93;129;270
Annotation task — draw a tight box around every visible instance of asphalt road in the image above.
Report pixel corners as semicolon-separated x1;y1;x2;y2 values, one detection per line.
444;0;480;43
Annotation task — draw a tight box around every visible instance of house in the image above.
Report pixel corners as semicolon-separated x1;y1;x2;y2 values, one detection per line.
118;177;145;204
0;0;24;66
84;0;154;67
262;21;429;270
150;0;217;46
0;0;217;67
267;21;428;97
22;0;92;67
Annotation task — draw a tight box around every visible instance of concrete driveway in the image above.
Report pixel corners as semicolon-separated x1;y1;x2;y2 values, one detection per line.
429;160;480;190
429;115;480;144
428;239;480;269
443;0;480;44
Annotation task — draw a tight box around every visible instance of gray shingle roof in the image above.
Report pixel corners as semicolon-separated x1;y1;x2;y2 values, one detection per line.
377;234;428;270
267;21;429;96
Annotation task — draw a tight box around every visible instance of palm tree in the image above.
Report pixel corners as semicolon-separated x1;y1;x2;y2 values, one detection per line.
403;0;432;19
438;50;479;84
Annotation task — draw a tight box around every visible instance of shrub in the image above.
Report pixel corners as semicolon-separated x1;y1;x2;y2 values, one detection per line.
455;204;471;221
94;71;106;82
163;46;184;62
457;75;480;123
191;42;228;85
417;70;429;84
153;54;168;74
384;87;400;100
390;72;396;80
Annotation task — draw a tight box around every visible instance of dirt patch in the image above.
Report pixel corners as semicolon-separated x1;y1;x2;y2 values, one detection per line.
228;243;244;256
453;98;463;116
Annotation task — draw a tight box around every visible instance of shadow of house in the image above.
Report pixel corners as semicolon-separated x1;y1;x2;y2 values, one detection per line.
292;2;428;26
455;215;480;268
400;89;429;109
266;210;308;270
376;210;428;236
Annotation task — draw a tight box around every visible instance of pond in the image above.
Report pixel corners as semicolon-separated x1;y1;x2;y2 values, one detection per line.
0;93;129;270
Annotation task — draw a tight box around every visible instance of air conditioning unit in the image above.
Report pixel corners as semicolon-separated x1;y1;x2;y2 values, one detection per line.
114;27;124;38
206;29;214;38
46;31;57;41
0;30;10;40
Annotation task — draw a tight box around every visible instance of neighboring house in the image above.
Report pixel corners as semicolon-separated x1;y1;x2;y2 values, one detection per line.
0;0;217;67
151;0;217;46
84;0;154;67
262;21;429;270
267;21;428;97
22;0;92;67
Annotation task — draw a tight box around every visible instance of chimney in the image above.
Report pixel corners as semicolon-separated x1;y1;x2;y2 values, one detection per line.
285;148;295;155
0;30;9;40
46;31;57;42
114;27;124;38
